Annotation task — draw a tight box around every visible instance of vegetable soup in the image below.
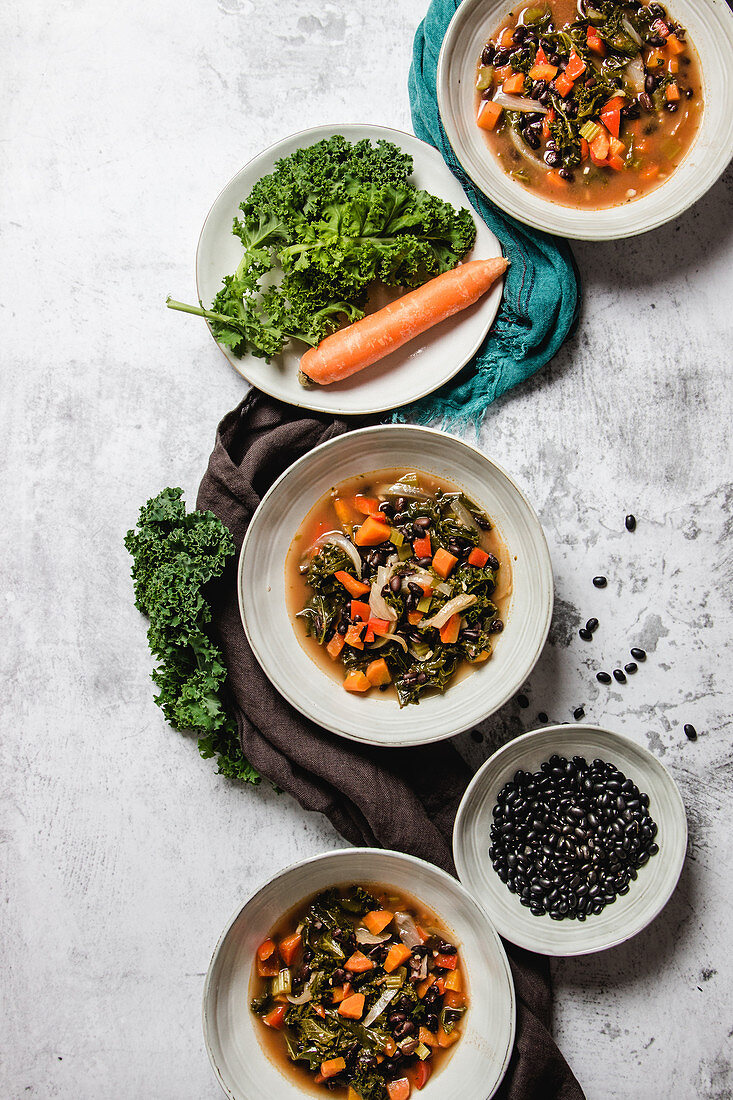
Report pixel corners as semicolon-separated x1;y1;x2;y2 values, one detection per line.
475;0;703;207
285;470;512;706
251;884;467;1099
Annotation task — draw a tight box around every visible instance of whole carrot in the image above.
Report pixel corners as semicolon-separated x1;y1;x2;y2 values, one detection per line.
299;257;508;386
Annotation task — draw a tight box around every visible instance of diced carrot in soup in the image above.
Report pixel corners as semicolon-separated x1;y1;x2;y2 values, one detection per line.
343;670;371;692
278;932;302;965
387;1079;411;1100
335;570;370;597
476;99;503;131
354;515;392;546
502;72;524;94
363;909;394;935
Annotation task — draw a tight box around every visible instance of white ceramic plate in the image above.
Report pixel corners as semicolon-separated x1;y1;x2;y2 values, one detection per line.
196;123;504;415
238;424;553;747
203;848;515;1100
453;724;687;955
437;0;733;240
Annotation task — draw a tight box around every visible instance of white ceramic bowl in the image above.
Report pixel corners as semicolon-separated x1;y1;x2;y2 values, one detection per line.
437;0;733;239
203;848;516;1100
238;424;553;747
453;724;687;955
195;123;505;415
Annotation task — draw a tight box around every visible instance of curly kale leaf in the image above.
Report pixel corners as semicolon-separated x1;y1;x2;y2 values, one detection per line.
168;135;476;360
124;488;259;784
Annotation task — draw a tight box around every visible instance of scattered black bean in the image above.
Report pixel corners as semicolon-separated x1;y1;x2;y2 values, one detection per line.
586;618;599;633
596;671;612;684
639;91;654;112
490;618;504;634
625;514;636;532
559;168;575;181
574;706;585;720
665;101;678;112
579;628;592;642
417;556;432;569
684;723;697;741
512;23;527;42
630;647;646;661
593;576;608;588
624;662;638;675
516;693;530;709
613;669;627;684
482;43;495;65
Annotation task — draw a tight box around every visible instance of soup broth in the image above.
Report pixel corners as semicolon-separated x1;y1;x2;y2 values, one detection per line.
286;469;513;705
251;883;468;1097
475;0;703;207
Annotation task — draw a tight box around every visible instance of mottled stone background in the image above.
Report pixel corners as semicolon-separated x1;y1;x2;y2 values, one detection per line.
2;0;731;1097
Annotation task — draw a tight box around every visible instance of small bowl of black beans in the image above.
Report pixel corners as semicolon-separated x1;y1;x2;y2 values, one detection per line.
453;724;687;955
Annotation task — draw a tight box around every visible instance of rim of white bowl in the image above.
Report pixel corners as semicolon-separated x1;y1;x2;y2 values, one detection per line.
237;423;554;747
194;122;504;415
453;724;688;955
203;847;517;1100
437;0;733;240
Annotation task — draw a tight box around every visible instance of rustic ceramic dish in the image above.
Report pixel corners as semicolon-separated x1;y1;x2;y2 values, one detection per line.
436;0;733;239
203;848;516;1100
453;724;687;955
238;424;553;747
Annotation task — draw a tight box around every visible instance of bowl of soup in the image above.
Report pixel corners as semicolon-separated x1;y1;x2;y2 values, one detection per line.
437;0;733;238
238;424;553;747
203;848;516;1099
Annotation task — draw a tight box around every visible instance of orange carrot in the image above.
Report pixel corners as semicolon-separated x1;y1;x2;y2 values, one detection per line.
257;939;276;961
343;670;370;692
344;623;366;650
338;992;366;1019
437;1026;461;1048
502;72;524;94
327;632;346;660
387;1080;411;1100
432;548;458;579
334;570;370;597
467;547;489;567
412;534;432;559
553;71;574;97
363;909;394;934
444;969;462;992
443;989;464;1009
367;618;392;637
565;50;586;80
366;658;391;686
354;495;382;515
665;82;680;101
476;99;503;131
354;515;392;546
411;1060;432;1090
344;950;375;973
278;932;302;966
263;1004;288;1029
257;955;280;978
439;614;461;645
384;943;411;973
666;33;685;55
321;1057;347;1079
529;61;558;82
350;599;372;622
299;259;508;386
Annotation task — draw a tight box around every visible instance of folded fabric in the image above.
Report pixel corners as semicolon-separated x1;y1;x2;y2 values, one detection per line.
197;391;585;1100
403;0;581;427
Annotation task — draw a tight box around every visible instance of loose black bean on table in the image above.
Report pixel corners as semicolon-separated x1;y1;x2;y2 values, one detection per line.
489;755;659;921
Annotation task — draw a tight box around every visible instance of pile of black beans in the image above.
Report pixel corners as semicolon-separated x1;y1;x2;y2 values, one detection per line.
489;755;659;921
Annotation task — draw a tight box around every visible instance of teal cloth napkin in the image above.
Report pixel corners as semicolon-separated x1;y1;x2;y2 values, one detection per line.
399;0;581;427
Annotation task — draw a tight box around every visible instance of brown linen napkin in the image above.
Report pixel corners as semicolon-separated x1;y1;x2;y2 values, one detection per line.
197;390;585;1100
